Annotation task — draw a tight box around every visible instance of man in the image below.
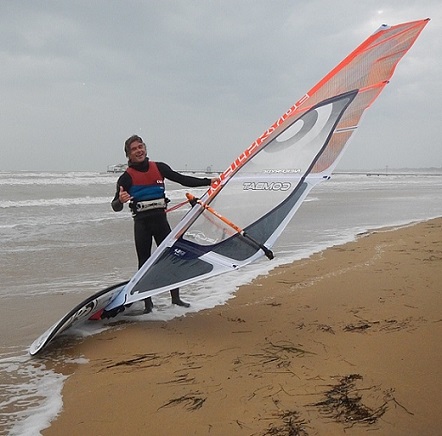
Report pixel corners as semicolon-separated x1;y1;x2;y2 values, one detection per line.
111;135;217;313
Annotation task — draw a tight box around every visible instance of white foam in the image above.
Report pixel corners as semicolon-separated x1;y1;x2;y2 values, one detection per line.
0;353;66;436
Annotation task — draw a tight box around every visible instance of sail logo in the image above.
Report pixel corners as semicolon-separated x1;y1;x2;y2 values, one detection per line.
263;169;301;174
243;181;291;191
207;93;310;197
173;248;187;257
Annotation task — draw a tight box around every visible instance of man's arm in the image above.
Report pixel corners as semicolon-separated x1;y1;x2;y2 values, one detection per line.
111;172;132;211
111;186;126;211
157;162;213;187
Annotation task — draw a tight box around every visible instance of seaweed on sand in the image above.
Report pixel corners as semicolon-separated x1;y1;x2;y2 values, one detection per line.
249;340;315;369
310;374;387;426
262;410;309;436
158;392;206;411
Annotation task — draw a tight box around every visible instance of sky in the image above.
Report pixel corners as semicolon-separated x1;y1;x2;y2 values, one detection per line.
1;1;441;172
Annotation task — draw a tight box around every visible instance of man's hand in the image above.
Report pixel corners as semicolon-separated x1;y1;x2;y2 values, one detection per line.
118;186;133;203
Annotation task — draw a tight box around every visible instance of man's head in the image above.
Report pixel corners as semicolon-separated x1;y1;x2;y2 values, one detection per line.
124;135;147;163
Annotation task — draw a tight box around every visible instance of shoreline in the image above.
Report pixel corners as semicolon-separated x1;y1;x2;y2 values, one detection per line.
44;218;442;435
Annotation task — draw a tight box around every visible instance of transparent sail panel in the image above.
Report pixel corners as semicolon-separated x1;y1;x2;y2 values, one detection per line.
183;91;356;248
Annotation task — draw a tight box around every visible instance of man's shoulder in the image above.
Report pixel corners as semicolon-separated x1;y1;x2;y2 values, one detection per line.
153;161;167;167
117;170;132;184
155;161;173;173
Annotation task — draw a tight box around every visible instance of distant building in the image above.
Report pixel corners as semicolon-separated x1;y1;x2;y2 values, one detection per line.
107;163;127;173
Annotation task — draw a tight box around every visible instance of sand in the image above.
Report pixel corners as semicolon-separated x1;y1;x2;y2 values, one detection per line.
43;218;442;435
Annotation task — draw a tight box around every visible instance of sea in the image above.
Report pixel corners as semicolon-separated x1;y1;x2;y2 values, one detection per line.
1;169;442;435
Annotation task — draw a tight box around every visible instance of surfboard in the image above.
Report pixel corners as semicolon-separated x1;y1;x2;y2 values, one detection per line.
29;281;128;356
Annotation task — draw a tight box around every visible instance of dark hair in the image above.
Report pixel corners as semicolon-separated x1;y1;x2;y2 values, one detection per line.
124;135;144;156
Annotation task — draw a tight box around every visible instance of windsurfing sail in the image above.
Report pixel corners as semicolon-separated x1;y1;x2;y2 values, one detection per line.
106;19;429;311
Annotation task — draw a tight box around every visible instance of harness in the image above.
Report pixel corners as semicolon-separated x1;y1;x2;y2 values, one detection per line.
126;162;166;216
132;198;167;213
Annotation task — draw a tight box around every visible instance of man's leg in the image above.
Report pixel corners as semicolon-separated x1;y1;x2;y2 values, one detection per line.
170;288;190;307
134;219;154;313
153;215;190;308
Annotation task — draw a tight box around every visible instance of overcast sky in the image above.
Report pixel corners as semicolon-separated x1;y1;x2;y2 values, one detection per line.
1;1;440;172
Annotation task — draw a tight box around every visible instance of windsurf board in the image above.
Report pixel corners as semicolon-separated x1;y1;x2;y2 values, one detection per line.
29;281;128;356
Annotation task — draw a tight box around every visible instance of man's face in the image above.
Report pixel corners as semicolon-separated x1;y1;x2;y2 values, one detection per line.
128;140;147;163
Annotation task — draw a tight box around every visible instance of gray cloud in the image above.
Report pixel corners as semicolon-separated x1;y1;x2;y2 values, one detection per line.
1;0;440;171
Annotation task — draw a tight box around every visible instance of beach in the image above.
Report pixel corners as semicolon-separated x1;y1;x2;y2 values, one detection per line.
43;217;442;436
2;170;442;435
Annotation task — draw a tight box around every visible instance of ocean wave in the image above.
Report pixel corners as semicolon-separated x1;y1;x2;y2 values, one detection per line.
0;197;111;208
0;172;115;186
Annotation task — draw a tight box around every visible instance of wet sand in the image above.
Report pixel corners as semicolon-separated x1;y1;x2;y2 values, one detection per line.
44;218;442;435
